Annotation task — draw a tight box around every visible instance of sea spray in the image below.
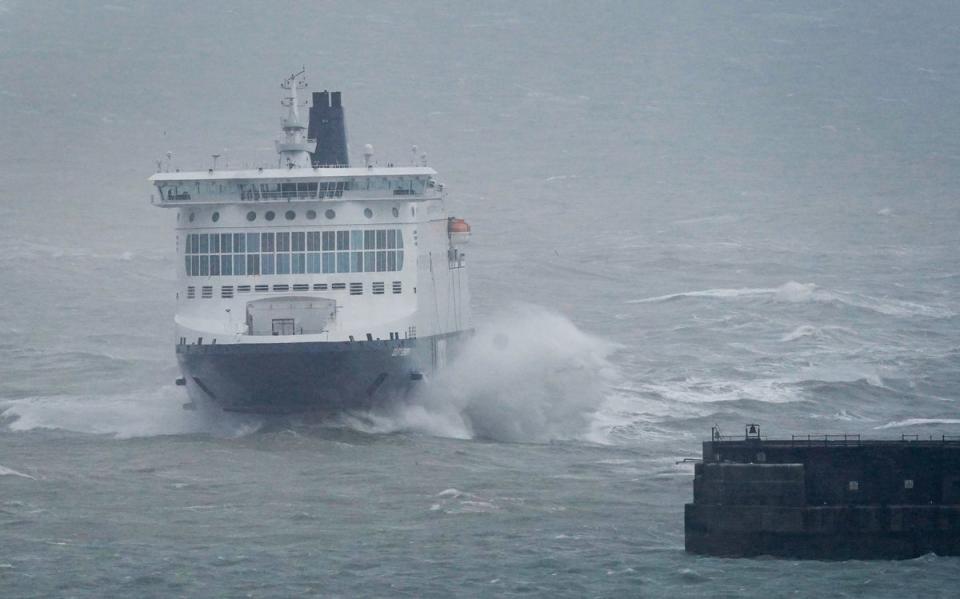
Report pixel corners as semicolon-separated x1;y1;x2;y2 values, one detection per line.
0;385;260;439
348;305;621;443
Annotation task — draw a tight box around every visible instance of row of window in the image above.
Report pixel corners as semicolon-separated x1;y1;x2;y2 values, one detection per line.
185;281;403;299
185;206;406;224
184;230;404;276
187;230;403;253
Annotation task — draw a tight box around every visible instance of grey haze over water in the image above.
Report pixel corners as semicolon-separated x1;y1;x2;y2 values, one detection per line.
1;1;959;596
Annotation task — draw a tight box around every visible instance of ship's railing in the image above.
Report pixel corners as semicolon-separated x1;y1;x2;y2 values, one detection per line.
237;189;430;201
789;433;862;446
709;431;960;446
244;190;342;200
902;434;960;443
153;189;439;206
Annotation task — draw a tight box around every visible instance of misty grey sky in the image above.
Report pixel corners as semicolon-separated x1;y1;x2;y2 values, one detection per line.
1;1;957;260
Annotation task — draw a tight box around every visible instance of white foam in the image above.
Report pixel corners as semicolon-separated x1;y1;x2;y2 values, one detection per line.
634;377;804;406
795;365;885;388
774;281;817;302
0;464;35;479
628;286;774;304
0;386;260;439
875;418;960;430
780;324;820;342
350;304;620;443
629;281;953;318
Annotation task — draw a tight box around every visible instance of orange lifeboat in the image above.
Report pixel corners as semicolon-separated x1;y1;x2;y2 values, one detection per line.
448;217;471;244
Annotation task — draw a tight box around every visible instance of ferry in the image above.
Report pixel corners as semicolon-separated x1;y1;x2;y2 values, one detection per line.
149;70;472;413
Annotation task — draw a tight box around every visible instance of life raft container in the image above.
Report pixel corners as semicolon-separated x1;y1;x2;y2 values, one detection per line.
448;217;471;244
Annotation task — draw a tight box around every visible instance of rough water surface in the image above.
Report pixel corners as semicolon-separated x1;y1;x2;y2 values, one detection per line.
1;1;959;597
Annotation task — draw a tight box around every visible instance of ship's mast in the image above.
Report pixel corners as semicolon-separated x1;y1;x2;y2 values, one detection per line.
275;69;316;168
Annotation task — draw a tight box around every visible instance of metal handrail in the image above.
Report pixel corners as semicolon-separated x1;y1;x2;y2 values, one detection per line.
707;427;960;445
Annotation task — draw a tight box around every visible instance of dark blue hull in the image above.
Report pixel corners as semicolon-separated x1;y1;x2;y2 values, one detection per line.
176;333;466;414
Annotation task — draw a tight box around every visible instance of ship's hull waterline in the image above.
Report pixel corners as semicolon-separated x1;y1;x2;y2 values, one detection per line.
176;332;468;414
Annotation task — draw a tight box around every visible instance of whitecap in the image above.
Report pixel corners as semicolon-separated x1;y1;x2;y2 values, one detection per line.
628;281;953;318
627;287;774;304
0;465;35;480
874;418;960;430
0;386;260;439
773;281;817;302
780;324;820;342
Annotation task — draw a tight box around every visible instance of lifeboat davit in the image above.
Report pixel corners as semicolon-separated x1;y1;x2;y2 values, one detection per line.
448;217;471;245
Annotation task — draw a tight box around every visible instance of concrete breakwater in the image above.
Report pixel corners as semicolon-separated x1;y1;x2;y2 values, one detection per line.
685;427;960;559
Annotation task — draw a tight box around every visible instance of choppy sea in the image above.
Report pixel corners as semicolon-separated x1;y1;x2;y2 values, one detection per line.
1;1;959;596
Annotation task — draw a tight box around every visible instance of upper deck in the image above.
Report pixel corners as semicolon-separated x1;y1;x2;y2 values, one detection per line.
149;166;440;207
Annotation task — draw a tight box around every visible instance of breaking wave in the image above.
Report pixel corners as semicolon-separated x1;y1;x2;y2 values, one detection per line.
0;464;36;479
875;418;960;430
0;386;260;439
344;305;621;444
780;324;821;342
628;281;953;318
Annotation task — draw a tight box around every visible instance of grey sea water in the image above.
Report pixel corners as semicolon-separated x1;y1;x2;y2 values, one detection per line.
1;1;959;596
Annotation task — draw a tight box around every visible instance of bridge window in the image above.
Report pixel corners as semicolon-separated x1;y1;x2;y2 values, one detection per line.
292;253;306;274
308;253;322;273
261;232;275;252
277;254;290;274
183;229;406;277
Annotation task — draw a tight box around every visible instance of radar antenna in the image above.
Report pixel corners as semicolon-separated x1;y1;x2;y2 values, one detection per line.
275;67;316;168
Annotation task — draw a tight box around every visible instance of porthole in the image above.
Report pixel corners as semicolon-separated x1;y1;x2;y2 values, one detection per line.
306;210;317;220
285;210;296;221
188;212;195;222
364;208;373;219
265;211;275;221
325;209;336;220
211;211;220;223
246;211;256;221
392;207;399;218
